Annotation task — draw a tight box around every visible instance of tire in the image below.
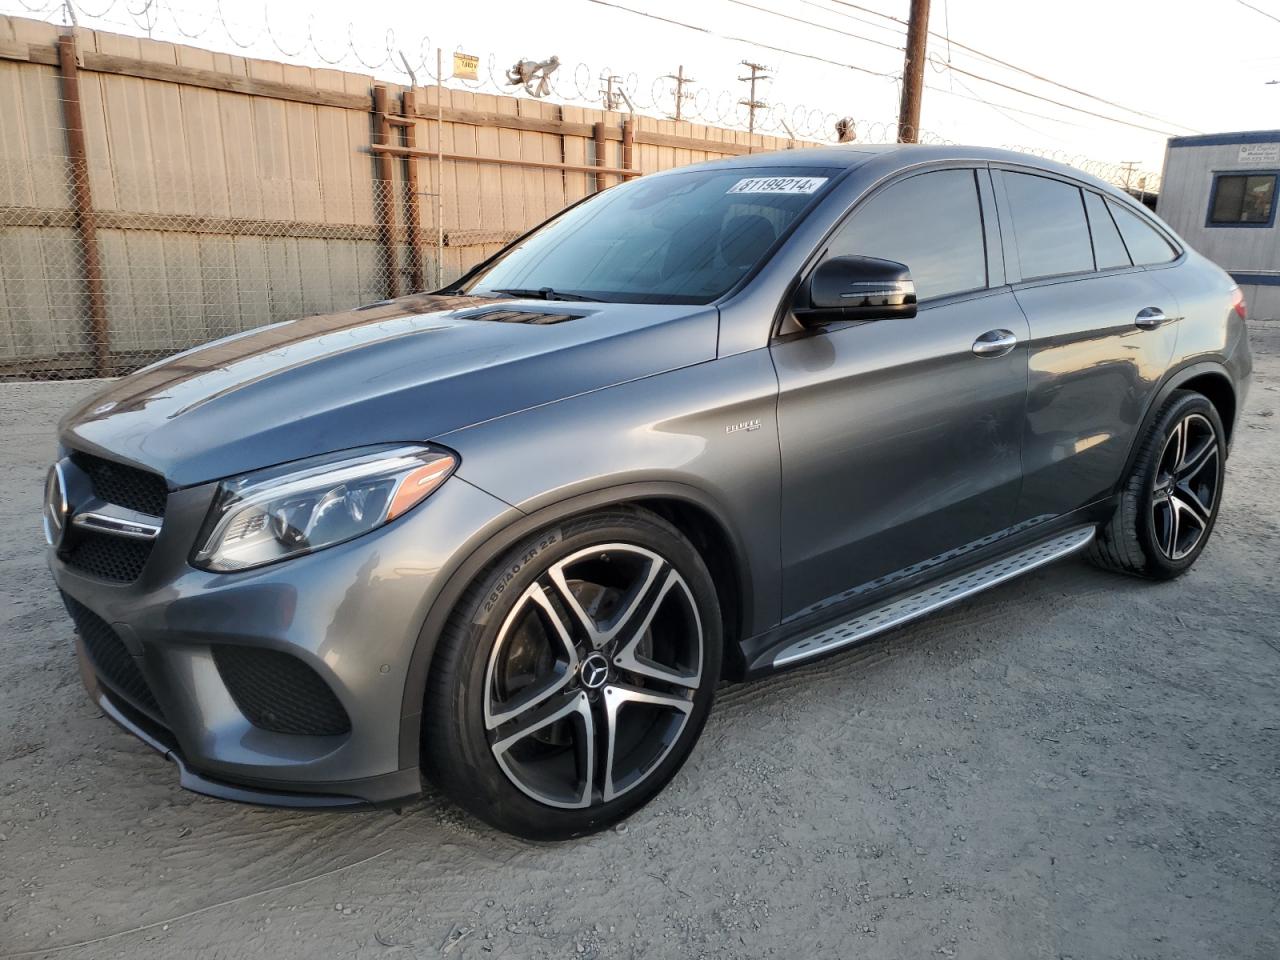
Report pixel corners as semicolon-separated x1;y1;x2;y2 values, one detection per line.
422;507;722;839
1090;390;1226;580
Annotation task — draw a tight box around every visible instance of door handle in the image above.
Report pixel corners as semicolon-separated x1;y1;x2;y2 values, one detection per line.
972;329;1017;358
1135;306;1167;329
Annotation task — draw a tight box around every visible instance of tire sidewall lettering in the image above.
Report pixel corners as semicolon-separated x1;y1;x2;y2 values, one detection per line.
477;529;561;623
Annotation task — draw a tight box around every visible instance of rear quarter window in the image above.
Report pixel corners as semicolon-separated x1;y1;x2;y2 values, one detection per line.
1106;199;1178;265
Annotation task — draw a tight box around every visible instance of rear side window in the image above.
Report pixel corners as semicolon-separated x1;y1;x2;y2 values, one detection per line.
1083;191;1131;270
1002;172;1094;280
826;169;987;301
1107;199;1178;265
1208;173;1276;225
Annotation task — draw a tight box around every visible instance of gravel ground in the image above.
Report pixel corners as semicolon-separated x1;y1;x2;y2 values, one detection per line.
1;326;1277;960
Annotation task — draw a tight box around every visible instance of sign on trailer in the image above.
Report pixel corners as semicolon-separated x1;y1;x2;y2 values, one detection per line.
1237;143;1280;164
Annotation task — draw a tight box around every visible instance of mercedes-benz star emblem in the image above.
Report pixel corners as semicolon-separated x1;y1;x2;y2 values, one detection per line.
43;462;69;549
580;652;609;690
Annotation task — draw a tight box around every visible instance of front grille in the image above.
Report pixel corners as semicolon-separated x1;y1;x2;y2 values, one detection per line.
70;451;168;517
61;451;167;583
212;646;351;737
63;594;164;720
63;532;152;582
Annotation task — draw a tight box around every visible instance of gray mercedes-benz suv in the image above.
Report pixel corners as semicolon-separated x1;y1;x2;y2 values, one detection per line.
45;145;1252;838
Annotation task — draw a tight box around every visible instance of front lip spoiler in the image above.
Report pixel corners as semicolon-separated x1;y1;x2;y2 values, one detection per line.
76;639;412;810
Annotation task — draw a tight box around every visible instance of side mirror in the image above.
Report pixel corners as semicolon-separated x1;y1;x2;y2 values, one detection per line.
795;255;917;326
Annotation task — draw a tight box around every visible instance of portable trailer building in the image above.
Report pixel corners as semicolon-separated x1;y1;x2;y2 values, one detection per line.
1158;130;1280;319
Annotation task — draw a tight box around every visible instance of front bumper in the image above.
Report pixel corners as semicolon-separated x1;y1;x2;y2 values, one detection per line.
53;471;518;808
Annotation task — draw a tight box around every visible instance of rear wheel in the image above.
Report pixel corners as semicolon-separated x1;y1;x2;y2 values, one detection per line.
1091;390;1226;579
422;508;721;839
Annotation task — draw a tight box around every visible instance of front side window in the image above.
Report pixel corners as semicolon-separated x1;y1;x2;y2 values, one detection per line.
1002;172;1094;280
1208;173;1277;226
825;169;987;301
1107;199;1178;265
458;167;839;304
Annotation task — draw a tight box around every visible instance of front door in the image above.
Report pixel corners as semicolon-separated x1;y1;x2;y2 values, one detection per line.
771;168;1029;620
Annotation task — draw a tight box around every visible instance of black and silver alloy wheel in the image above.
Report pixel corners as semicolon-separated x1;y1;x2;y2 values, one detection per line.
483;544;703;809
424;508;721;839
1150;412;1220;561
1091;389;1227;580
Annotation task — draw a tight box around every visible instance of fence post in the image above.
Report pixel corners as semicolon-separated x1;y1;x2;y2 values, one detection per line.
400;89;425;293
57;34;110;377
372;84;400;299
622;118;635;176
593;121;608;193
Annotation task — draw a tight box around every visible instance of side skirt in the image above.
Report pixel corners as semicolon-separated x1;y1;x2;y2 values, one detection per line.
758;525;1096;671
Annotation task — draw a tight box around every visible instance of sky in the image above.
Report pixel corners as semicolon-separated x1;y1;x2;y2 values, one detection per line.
7;0;1280;183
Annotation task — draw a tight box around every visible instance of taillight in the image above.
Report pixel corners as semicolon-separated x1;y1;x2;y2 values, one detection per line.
1230;286;1247;319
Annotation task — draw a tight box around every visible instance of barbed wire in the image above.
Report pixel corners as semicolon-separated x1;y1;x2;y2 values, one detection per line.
4;0;1161;188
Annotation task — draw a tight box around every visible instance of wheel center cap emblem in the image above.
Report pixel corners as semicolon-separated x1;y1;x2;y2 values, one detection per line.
580;653;609;690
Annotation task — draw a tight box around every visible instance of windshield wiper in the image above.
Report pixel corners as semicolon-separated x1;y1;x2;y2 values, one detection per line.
491;287;601;302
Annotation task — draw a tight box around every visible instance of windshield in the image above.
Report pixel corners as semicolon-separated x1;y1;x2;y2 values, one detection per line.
457;167;840;304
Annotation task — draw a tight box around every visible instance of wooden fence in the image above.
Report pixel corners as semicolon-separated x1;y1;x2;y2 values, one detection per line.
0;15;816;379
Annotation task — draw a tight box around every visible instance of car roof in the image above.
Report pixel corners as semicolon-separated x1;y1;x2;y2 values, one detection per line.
677;143;1129;200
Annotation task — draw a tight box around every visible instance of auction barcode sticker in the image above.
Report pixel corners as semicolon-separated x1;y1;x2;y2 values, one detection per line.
727;176;828;195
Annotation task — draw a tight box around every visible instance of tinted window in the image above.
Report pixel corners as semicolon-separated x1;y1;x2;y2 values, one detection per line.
1209;173;1276;224
459;167;837;304
1083;191;1131;270
1107;199;1178;265
1002;172;1094;279
826;169;986;301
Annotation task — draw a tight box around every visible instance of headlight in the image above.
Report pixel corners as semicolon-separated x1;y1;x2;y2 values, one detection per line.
192;445;457;572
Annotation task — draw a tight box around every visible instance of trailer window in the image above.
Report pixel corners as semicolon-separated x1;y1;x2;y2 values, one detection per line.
1208;173;1277;226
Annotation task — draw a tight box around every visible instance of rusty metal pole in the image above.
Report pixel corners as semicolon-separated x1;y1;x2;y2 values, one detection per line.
621;118;635;178
897;0;930;143
400;89;425;293
436;48;445;289
593;121;608;193
372;84;400;298
57;35;110;377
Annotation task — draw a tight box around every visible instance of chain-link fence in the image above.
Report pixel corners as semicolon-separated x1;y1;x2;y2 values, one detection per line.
0;13;1164;381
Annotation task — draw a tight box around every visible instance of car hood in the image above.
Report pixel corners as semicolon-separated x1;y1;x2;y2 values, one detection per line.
61;294;719;487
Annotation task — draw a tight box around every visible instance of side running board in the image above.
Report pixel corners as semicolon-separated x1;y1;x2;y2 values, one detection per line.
772;525;1096;668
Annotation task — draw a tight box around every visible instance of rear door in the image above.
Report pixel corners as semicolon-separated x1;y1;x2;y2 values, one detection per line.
771;167;1030;618
995;169;1181;521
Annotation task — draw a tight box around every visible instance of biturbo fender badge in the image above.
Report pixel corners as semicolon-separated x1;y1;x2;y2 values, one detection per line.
725;418;762;435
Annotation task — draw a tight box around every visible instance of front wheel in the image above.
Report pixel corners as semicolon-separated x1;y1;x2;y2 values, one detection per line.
1091;390;1227;579
422;508;721;839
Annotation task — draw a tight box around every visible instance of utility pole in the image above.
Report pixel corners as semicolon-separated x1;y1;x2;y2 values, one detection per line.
738;60;770;151
666;65;695;121
896;0;930;143
600;74;629;112
1120;160;1139;193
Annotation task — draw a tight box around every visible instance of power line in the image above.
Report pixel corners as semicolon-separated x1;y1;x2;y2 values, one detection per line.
584;0;896;78
723;0;903;53
1236;0;1280;25
825;0;1200;132
940;61;1183;137
590;0;1185;137
927;77;1085;130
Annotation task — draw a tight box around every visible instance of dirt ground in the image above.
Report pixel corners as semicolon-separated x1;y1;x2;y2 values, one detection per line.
1;327;1277;960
